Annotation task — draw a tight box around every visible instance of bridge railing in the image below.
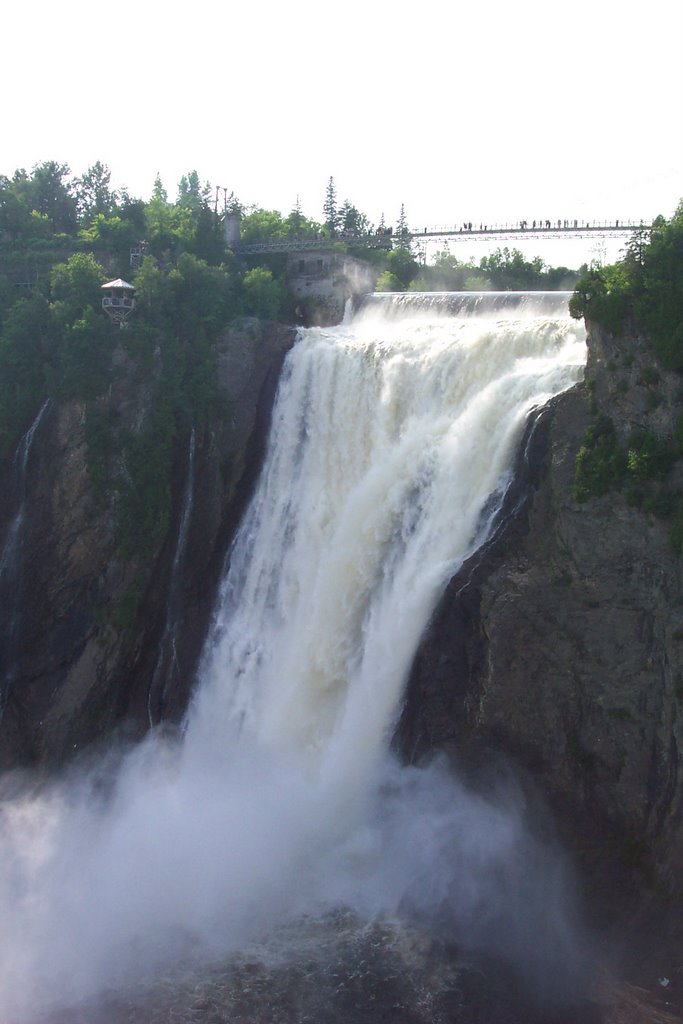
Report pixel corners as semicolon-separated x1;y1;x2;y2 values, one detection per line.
234;222;649;255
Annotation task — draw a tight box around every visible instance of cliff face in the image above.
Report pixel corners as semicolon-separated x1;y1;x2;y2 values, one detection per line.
400;318;683;958
0;319;294;771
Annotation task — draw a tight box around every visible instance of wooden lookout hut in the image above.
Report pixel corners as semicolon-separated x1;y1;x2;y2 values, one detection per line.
101;278;135;327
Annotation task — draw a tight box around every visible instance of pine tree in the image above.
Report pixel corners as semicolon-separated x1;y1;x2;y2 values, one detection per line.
396;203;411;251
291;194;302;234
323;176;339;236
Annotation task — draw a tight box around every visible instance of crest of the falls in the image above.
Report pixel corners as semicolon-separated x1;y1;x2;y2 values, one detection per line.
0;294;588;1020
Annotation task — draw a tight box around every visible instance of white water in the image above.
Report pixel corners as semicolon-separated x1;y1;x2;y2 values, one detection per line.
0;295;586;1019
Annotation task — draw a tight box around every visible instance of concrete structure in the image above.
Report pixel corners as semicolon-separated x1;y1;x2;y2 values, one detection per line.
287;251;378;325
223;213;242;248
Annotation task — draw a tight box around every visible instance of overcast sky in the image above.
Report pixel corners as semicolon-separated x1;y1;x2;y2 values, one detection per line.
3;0;681;265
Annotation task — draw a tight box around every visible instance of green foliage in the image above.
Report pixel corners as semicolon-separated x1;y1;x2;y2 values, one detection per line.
78;214;138;259
375;270;403;292
395;204;411;252
50;252;105;324
323;176;339;235
568;263;632;333
242;266;284;320
570;204;683;365
57;309;114;401
239;209;288;243
0;295;54;453
74;162;118;223
574;414;678;531
339;201;370;237
385;248;419;290
479;247;545;290
573;414;626;500
635;211;683;369
625;429;673;482
167;252;237;335
409;246;578;293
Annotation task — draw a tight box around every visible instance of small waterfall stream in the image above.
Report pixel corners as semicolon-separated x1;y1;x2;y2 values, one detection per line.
0;399;50;718
0;297;589;1021
147;428;196;727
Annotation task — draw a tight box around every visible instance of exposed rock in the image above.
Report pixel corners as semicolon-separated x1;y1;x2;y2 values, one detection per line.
400;317;683;999
0;319;294;771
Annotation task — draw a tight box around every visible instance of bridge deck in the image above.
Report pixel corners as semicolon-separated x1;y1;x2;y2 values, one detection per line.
235;222;646;255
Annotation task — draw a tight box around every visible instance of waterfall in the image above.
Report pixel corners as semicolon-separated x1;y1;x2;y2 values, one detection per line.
187;292;583;777
147;428;196;727
0;399;50;717
0;296;588;1020
0;398;50;582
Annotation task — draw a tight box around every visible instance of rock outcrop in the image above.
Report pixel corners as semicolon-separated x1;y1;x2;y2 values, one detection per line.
399;317;683;989
0;319;294;771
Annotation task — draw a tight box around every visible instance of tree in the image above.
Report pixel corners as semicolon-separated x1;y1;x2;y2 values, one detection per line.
240;208;287;243
74;162;118;223
386;247;419;289
151;173;168;203
323;176;339;236
0;182;32;241
242;266;284;320
78;213;138;256
395;203;411;251
0;295;54;452
479;247;546;290
50;253;106;325
339;200;370;237
28;161;78;234
57;308;112;400
177;170;210;212
375;270;402;292
290;195;302;235
145;175;179;255
118;192;147;237
167;252;236;337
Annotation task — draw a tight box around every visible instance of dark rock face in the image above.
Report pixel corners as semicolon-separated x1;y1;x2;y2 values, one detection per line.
399;318;683;990
0;319;294;771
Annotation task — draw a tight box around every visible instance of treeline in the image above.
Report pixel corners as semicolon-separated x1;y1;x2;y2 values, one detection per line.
375;245;581;293
0;161;303;438
0;162;228;265
0;161;585;544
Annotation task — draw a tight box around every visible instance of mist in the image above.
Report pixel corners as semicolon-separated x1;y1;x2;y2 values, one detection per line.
0;738;591;1019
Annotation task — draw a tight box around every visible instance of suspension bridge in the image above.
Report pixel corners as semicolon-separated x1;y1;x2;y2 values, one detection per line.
235;220;648;255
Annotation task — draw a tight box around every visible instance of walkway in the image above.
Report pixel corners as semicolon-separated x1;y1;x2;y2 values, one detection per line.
235;221;647;255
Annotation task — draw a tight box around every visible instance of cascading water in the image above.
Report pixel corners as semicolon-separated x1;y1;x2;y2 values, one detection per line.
147;428;197;727
0;295;588;1021
0;399;50;718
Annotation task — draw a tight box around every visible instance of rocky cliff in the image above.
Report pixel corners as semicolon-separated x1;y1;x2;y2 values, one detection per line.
0;318;294;771
400;317;683;997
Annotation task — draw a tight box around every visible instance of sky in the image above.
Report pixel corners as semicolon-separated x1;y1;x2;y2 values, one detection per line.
2;0;681;267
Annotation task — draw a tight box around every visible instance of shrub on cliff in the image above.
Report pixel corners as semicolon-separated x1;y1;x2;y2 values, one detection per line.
573;414;626;500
